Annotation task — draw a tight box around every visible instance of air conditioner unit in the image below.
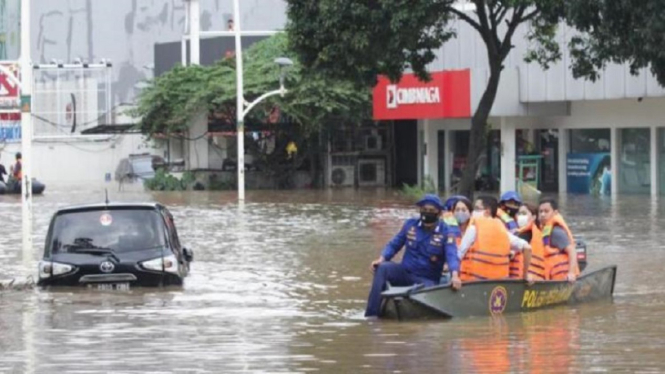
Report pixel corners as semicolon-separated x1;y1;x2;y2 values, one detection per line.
358;159;386;187
329;165;355;187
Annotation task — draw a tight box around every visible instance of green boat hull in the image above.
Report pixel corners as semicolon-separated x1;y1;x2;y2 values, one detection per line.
380;265;617;320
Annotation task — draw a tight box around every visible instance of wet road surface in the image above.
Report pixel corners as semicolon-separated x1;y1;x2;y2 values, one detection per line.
1;185;665;373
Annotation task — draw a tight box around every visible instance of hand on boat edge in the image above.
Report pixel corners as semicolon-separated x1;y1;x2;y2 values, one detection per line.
567;272;577;283
451;275;462;290
525;273;535;286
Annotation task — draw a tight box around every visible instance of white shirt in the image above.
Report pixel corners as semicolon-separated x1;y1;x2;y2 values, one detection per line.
457;225;529;260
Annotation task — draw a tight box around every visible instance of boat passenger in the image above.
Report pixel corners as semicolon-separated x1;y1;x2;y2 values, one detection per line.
11;152;22;181
365;194;461;317
0;153;7;184
513;203;547;280
452;197;473;237
538;198;579;282
458;196;533;284
498;191;521;234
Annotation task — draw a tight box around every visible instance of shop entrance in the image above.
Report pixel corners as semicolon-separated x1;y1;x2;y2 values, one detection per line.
537;129;559;192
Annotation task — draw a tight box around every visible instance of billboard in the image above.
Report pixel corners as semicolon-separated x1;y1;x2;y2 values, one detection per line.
567;153;611;195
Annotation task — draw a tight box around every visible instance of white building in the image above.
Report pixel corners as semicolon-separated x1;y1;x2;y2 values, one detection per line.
374;19;665;197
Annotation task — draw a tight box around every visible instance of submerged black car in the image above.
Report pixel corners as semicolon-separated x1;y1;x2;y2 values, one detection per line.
37;202;193;289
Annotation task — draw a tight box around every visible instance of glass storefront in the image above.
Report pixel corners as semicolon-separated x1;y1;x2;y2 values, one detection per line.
567;129;611;195
618;128;651;194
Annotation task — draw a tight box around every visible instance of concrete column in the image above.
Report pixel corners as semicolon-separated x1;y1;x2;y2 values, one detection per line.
424;120;439;190
611;127;619;198
444;129;452;192
651;125;658;197
558;128;568;193
189;0;201;65
500;118;516;193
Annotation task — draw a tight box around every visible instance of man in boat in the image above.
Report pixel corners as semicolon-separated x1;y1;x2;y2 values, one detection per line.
10;152;22;181
498;191;521;234
364;194;461;317
537;198;579;282
0;153;7;184
458;196;533;284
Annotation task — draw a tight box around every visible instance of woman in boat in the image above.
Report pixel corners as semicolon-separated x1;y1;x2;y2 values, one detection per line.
513;203;547;280
537;199;579;282
452;197;473;238
457;196;533;284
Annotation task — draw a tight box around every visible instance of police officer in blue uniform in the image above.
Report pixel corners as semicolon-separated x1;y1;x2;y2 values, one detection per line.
365;194;462;317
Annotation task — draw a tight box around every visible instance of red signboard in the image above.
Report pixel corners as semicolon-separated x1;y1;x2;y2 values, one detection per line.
373;69;471;120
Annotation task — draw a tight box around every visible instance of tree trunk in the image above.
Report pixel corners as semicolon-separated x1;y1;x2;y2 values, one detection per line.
458;66;503;200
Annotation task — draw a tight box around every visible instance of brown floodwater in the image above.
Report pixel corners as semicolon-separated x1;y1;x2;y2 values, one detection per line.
1;185;665;373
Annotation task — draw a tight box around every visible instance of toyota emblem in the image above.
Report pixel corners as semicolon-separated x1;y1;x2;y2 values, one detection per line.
99;261;115;273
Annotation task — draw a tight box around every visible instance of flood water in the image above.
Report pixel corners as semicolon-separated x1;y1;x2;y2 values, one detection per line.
1;185;665;373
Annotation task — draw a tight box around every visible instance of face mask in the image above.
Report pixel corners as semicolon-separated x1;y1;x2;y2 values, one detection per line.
517;215;530;228
420;212;439;225
455;211;470;224
472;210;485;219
506;207;519;217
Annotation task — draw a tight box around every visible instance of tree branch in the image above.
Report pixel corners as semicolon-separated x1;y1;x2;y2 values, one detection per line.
520;8;540;23
446;6;483;35
473;0;500;58
499;5;527;58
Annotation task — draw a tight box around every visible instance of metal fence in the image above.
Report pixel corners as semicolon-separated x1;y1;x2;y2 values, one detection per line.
31;62;113;138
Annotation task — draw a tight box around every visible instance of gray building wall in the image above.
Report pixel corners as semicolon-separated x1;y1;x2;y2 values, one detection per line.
32;0;287;106
426;16;665;116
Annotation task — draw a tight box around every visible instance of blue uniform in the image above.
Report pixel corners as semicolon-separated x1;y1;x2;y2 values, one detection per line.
365;217;460;317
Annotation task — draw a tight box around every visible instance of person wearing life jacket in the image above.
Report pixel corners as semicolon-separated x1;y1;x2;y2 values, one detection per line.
451;196;473;238
538;198;579;282
457;196;533;284
11;152;22;181
498;191;521;234
515;203;548;281
364;194;462;317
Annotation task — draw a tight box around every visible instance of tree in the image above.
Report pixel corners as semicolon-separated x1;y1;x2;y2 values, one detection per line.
286;0;564;198
132;34;371;185
549;0;665;87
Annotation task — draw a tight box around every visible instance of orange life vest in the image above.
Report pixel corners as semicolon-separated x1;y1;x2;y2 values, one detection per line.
516;221;547;281
13;160;22;180
460;217;511;281
541;214;579;280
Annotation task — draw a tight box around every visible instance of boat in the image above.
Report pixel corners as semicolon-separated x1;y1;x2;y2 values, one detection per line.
0;178;46;195
379;265;617;320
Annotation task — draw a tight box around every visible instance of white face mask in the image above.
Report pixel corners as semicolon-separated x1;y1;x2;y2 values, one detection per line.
517;215;530;228
472;210;485;219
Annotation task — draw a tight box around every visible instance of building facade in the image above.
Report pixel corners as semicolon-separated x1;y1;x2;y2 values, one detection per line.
373;18;665;197
0;0;288;185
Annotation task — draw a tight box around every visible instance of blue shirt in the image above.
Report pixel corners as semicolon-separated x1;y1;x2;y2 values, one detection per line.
381;218;460;282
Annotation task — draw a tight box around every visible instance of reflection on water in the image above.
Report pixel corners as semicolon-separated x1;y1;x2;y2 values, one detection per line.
1;187;665;372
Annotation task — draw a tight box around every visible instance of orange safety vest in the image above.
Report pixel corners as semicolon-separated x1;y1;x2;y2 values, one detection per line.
460;217;511;281
13;160;22;180
542;214;579;280
515;221;547;281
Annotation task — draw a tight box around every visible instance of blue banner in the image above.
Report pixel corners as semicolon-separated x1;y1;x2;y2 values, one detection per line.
567;153;611;195
0;122;20;143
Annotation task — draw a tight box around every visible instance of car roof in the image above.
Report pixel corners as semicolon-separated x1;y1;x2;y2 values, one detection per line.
55;202;165;214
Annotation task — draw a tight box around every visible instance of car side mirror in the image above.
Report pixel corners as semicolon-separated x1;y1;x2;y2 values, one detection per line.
183;247;193;262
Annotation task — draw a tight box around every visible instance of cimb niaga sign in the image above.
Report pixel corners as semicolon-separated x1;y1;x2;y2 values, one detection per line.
373;70;471;120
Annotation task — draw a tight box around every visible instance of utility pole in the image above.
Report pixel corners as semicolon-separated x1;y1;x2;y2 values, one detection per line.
20;0;33;272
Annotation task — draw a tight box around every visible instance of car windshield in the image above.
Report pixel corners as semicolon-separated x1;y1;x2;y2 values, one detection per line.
131;158;154;177
50;209;167;254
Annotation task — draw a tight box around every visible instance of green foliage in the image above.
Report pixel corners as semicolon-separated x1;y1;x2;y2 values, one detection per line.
144;170;196;191
285;1;564;86
542;0;665;87
401;175;437;202
132;33;371;138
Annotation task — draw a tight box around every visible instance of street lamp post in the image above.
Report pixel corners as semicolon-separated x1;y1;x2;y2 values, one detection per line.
20;0;33;273
232;0;292;202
